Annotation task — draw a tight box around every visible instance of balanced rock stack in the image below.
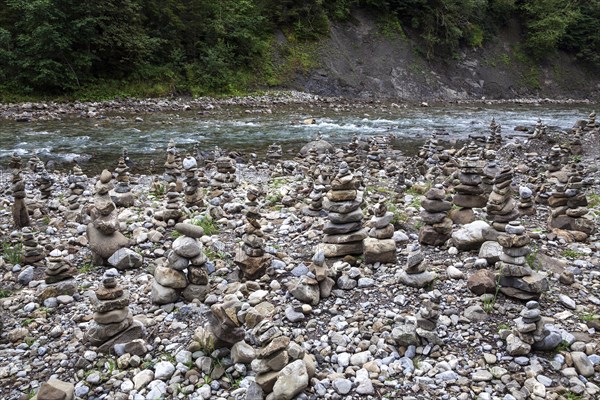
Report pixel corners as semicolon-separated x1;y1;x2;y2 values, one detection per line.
488;117;502;147
249;319;312;399
419;184;453;246
21;227;45;264
398;250;435;288
28;155;41;172
531;118;547;139
211;156;238;189
302;182;326;217
417;297;440;331
481;151;500;195
36;164;54;200
162;182;183;224
110;157;134;207
546;145;563;174
9;152;22;169
11;169;30;229
322;162;367;258
182;154;203;207
586;111;597;130
66;163;87;214
486;165;519;232
367;141;383;174
518;186;536;216
364;202;397;264
202;296;245;348
163;140;182;190
506;300;562;356
44;249;77;284
497;221;548;300
87;170;129;265
416;136;439;176
548;164;595;240
152;223;209;304
84;272;145;353
266;143;283;160
451;154;486;224
235;188;271;279
309;250;335;300
570;127;583;155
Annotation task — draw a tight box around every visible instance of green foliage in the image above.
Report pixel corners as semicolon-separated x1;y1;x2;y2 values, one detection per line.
0;289;13;298
80;261;96;273
588;194;600;209
525;243;540;271
192;215;219;236
561;249;584;259
2;242;23;265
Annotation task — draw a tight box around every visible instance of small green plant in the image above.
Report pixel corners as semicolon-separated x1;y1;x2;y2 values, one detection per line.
24;337;35;347
526;243;540;271
105;358;116;375
561;249;584;259
564;391;583;400
483;298;494;313
2;242;23;265
497;323;510;332
265;192;283;205
22;318;35;327
0;289;13;298
412;355;422;370
204;247;227;260
588;193;600;209
27;389;36;400
414;221;424;230
230;376;243;389
192;215;219;236
149;183;166;199
579;313;598;322
203;374;212;385
570;155;582;163
80;261;96;273
554;340;570;353
42;215;51;225
171;231;182;238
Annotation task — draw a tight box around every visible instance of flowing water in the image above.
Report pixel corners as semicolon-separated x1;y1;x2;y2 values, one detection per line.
0;103;593;174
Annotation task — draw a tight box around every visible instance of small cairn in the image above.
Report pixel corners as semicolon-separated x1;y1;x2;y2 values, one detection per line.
364;202;397;264
152;223;209;304
211;156;238;189
44;249;77;284
302;182;326;217
506;300;562;356
367;141;384;174
531;118;547;139
203;296;246;348
28;155;41;172
398;249;435;288
84;272;145;353
497;221;548;300
548;164;595;240
66;163;87;214
417;296;440;331
419;184;453;246
182;154;203;207
481;150;500;195
310;250;335;300
585;111;597;130
87;170;129;265
9;152;23;169
266;143;283;160
36;163;54;200
21;227;45;264
451;150;486;224
322;162;367;258
486;165;519;232
110;156;134;207
518;186;536;216
546;145;563;174
162;182;184;224
164;140;182;190
235;188;271;279
488;117;502;147
11;169;30;229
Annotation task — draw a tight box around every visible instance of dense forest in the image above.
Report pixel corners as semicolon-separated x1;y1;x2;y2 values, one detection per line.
0;0;598;99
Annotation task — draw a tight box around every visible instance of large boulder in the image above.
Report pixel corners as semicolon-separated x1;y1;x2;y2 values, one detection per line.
452;221;490;251
87;224;129;262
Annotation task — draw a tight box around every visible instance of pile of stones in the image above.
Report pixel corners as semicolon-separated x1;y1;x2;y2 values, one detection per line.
110;157;134;207
66;163;87;216
84;272;145;353
452;153;486;224
152;223;209;304
364;202;397;264
266;143;283;160
211;156;238;189
301;182;326;217
164;140;182;190
202;296;245;348
585;111;597;130
11;169;30;229
518;186;536;216
419;184;453;246
481;151;500;195
235;188;271;279
322;162;367;258
398;249;435;288
162;182;183;224
531;118;547;139
505;300;562;356
367;141;384;174
488;117;502;148
21;228;44;265
182;154;203;207
486;165;519;232
497;221;548;300
546;145;563;174
44;249;77;284
36;163;54;200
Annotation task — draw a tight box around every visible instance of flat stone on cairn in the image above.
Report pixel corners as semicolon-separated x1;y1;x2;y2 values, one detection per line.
419;184;453;246
21;227;45;264
110;156;134;207
235;188;272;279
152;223;210;304
322;162;367;258
497;221;548;300
84;272;145;353
486;165;519;232
182;154;204;207
364;202;396;264
506;301;562;355
44;249;77;284
86;170;129;265
211;156;238;189
11;169;30;229
398;249;436;288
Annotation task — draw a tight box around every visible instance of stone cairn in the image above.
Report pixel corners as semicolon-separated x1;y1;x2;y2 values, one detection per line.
36;163;54;200
162;182;184;225
548;164;595;240
266;143;283;160
66;163;87;215
451;149;486;224
497;221;548;300
87;170;129;265
322;162;367;259
364;202;397;264
164;140;182;190
84;272;145;353
211;156;238;189
28;155;41;172
488;117;502;148
518;186;536;216
152;223;209;304
416;136;439;177
419;184;453;246
110;156;134;207
505;300;562;356
531;118;547;139
44;249;77;284
417;296;440;332
481;150;500;195
235;188;271;279
182;154;203;207
367;141;384;175
585;111;597;131
21;227;45;265
486;165;519;232
11;169;30;229
546;145;564;175
302;182;326;217
398;249;435;288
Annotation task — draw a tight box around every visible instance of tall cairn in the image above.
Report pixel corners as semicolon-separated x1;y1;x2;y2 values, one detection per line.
364;202;397;264
84;272;145;353
11;169;30;229
235;188;271;279
36;162;54;200
182;154;203;207
451;147;486;224
481;150;500;195
164;140;182;190
162;182;183;225
110;156;134;207
322;162;367;259
419;184;453;246
66;163;87;216
21;227;45;265
585;111;597;130
486;165;519;232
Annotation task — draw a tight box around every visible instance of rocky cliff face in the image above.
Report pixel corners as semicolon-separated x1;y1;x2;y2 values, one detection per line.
292;12;600;101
